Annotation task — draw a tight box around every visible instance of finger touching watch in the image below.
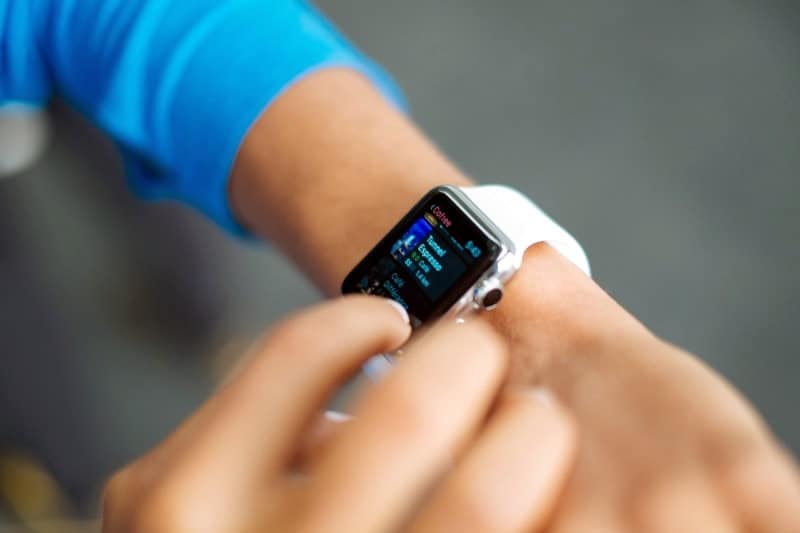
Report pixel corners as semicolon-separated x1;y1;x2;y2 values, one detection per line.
342;184;590;329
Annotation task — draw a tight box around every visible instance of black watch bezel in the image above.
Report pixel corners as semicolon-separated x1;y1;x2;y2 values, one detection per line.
341;185;504;327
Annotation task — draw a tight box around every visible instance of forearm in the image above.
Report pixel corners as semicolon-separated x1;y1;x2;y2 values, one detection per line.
231;69;468;293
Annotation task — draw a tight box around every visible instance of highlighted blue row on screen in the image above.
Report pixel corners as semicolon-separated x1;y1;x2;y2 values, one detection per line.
386;217;467;301
390;217;434;261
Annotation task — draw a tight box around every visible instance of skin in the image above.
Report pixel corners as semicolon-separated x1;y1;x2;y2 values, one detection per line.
228;68;800;531
101;296;576;533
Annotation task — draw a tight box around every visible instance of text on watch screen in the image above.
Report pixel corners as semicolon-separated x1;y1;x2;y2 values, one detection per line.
343;192;499;326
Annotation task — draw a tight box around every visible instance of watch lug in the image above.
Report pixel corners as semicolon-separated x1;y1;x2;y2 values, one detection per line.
495;249;521;283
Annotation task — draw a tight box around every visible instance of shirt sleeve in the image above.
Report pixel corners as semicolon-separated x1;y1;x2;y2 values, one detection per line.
0;0;405;234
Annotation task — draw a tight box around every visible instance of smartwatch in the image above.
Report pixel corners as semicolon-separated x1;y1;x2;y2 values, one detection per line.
342;184;591;329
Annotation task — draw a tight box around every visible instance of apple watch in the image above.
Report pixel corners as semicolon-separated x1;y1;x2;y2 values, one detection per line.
342;184;591;329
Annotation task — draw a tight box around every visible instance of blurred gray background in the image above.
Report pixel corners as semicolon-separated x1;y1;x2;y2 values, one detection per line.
0;0;798;525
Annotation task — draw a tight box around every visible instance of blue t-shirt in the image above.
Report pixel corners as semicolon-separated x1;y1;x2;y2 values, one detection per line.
0;0;403;233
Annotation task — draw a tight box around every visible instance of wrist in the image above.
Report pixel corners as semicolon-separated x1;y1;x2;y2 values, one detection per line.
483;243;656;384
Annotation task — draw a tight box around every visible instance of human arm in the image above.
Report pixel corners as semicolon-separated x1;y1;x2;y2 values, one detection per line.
229;68;800;531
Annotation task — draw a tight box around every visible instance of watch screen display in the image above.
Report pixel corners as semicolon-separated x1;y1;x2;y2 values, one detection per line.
342;187;501;327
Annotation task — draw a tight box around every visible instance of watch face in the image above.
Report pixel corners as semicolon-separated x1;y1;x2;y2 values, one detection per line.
342;187;502;327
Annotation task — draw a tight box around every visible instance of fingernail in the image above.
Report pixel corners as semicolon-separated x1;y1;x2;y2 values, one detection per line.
386;299;410;325
363;353;395;381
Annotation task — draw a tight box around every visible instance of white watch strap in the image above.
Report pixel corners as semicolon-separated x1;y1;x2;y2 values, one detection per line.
461;185;591;276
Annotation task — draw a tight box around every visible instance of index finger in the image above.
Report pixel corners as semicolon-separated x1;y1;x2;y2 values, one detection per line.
174;296;411;487
300;319;509;533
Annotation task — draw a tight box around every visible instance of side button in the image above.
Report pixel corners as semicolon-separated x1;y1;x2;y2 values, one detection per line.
474;278;504;310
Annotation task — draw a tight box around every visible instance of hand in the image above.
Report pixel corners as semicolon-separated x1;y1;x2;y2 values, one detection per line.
488;245;800;532
101;295;576;533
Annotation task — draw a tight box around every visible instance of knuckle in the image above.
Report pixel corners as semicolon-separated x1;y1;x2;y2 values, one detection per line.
266;298;407;360
467;320;507;354
265;317;334;369
264;316;332;365
443;484;504;532
266;320;311;358
102;466;130;501
130;484;203;533
454;321;509;373
715;441;779;485
334;294;411;339
101;466;134;519
705;423;772;471
721;446;800;527
269;314;314;351
102;461;207;533
630;486;669;530
377;388;438;439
